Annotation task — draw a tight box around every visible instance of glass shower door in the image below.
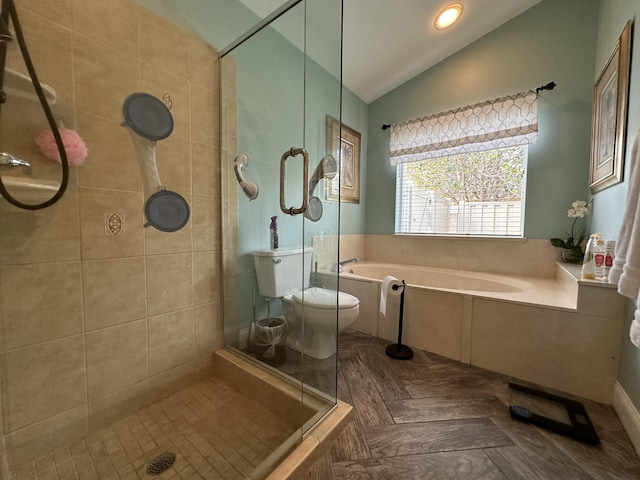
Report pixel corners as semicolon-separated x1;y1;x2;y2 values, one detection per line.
220;0;342;434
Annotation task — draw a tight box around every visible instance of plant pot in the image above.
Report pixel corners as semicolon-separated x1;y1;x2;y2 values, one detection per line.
561;249;583;264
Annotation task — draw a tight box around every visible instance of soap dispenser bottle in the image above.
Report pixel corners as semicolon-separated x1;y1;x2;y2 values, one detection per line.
269;216;278;249
581;233;601;280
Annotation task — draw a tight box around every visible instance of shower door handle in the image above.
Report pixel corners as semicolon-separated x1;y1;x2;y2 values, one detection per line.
280;147;309;215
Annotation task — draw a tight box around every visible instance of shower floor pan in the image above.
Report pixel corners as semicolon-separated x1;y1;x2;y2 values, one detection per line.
8;350;352;480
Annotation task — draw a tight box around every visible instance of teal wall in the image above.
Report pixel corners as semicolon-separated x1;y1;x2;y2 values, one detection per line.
592;0;640;411
137;0;260;50
365;0;599;237
138;0;369;240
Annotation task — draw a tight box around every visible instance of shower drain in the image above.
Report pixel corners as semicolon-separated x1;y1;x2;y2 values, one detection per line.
146;452;176;476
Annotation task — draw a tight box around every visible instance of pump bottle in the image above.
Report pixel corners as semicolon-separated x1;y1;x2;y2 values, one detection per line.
269;216;278;249
581;233;602;280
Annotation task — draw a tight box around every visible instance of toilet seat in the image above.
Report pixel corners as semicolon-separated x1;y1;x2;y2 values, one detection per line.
289;287;359;310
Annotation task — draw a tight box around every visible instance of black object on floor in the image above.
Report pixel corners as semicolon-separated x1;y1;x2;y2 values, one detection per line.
508;382;600;445
386;280;413;360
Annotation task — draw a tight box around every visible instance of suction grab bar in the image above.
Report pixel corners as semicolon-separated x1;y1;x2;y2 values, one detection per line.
279;147;309;216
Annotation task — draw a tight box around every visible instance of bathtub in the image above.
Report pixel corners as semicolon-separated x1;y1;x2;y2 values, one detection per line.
333;261;625;403
342;262;535;294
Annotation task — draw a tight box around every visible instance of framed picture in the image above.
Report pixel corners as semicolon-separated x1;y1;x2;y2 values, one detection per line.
589;20;633;193
326;115;361;203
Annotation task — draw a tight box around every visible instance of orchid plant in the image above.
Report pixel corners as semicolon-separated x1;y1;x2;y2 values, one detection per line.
550;200;591;259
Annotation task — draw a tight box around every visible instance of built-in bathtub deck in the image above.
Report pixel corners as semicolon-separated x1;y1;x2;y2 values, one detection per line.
333;262;626;404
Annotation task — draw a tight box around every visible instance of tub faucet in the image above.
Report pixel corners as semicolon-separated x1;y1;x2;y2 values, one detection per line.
0;152;32;175
334;257;359;273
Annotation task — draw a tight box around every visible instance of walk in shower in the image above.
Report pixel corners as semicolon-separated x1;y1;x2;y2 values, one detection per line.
0;0;345;479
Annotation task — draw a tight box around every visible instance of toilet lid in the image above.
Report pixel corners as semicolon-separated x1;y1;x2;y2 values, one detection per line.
291;287;359;310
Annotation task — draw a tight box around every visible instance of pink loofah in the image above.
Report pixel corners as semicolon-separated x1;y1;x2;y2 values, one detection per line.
34;128;88;166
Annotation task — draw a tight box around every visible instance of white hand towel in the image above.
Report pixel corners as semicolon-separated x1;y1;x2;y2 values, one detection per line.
631;294;640;348
611;130;640;298
609;129;640;348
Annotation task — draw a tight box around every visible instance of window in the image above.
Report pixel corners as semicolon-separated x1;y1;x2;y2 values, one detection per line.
395;146;527;236
388;90;538;237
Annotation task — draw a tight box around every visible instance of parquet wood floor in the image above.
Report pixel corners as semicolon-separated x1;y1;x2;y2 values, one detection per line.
304;330;640;480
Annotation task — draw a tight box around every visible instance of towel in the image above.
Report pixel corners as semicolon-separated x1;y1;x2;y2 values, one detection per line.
610;129;640;347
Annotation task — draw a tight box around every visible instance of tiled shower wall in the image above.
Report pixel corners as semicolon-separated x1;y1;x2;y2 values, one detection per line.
0;0;223;468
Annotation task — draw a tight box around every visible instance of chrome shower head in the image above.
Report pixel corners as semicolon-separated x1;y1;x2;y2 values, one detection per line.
233;153;258;201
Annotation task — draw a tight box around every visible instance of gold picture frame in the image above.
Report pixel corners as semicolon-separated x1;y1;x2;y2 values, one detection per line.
326;115;361;203
589;20;633;193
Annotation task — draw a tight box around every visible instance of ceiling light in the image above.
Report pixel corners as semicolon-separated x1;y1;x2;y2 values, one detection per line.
434;4;463;30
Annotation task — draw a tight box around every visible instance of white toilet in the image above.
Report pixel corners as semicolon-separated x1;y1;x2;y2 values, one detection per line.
253;247;359;359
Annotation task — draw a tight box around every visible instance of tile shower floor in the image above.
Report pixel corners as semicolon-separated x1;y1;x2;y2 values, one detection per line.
9;376;297;480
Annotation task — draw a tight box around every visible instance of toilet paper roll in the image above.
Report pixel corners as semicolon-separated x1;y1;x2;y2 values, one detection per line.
380;275;402;317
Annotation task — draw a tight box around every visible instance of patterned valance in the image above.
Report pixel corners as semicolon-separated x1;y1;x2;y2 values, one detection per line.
389;90;538;166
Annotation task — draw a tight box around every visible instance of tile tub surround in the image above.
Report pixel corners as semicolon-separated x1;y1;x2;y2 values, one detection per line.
335;262;625;404
0;0;223;469
364;235;560;278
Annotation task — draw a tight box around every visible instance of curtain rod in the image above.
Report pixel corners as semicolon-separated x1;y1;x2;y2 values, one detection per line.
380;81;556;131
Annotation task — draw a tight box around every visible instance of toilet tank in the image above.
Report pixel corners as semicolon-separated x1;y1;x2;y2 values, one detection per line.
252;247;312;298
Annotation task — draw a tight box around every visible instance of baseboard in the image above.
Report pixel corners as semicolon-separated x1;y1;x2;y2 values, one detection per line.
613;382;640;457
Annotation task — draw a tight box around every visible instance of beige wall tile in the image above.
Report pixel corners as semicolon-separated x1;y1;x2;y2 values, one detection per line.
140;68;191;142
192;197;220;252
189;37;218;89
73;32;139;120
79;187;144;260
155;136;192;196
85;320;148;401
5;7;75;122
194;251;220;306
0;1;225;467
338;278;378;336
77;112;143;192
364;235;558;278
17;0;72;28
471;299;625;403
0;177;81;265
222;200;238;250
5;405;88;468
2;336;86;432
88;380;149;432
149;308;195;375
380;288;464;361
1;262;83;350
83;257;146;331
71;0;140;58
190;86;218;146
192;142;218;198
195;303;223;355
146;253;193;316
148;355;213;402
139;11;189;78
144;206;193;256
